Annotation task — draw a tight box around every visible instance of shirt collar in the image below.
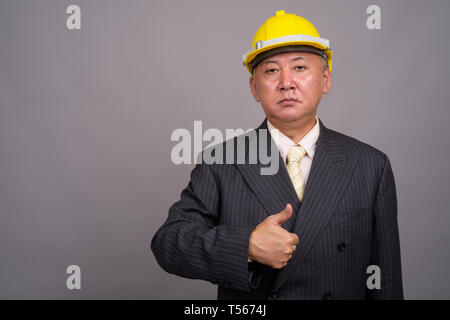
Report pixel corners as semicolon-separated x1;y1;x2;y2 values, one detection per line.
267;116;320;163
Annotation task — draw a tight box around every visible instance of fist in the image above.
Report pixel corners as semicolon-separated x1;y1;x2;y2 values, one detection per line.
248;204;300;269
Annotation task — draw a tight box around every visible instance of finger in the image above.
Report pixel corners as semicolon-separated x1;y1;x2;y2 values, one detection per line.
285;245;296;255
291;234;299;245
272;203;293;225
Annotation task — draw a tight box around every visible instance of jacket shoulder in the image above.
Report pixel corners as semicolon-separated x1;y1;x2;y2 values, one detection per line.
327;127;389;164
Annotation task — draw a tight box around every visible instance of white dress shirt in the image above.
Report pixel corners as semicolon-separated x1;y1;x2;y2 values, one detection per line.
267;116;320;185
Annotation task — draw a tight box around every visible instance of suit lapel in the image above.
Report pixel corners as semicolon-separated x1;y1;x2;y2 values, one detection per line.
272;119;358;290
234;119;301;221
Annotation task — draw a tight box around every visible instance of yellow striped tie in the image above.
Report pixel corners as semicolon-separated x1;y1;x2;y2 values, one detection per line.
286;145;307;201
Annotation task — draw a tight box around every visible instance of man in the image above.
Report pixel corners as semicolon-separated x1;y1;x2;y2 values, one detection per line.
151;10;403;300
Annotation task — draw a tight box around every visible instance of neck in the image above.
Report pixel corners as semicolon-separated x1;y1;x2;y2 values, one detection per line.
268;116;317;143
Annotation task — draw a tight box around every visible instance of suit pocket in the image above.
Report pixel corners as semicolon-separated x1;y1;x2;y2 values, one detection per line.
331;208;371;225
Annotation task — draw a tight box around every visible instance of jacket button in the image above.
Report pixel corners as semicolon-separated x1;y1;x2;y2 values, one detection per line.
215;280;230;287
220;280;231;287
337;242;346;252
323;291;333;300
270;291;280;299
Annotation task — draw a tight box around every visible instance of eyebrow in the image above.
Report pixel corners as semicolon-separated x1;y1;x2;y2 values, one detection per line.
262;56;306;65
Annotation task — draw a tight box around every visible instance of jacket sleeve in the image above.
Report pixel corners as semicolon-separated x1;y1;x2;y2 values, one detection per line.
367;155;404;299
151;162;254;292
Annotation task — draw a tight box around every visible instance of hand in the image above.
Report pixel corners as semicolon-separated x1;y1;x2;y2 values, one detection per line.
248;204;299;269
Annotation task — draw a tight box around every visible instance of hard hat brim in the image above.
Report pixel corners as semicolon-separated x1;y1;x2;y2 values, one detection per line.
249;45;329;72
243;35;332;73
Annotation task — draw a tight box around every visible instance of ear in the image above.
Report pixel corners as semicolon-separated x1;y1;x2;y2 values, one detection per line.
322;68;332;94
249;76;260;102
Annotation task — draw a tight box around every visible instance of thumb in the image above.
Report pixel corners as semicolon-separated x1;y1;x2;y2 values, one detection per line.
272;203;293;225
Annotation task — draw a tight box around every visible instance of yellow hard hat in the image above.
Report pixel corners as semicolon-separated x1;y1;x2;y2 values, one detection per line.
243;10;332;73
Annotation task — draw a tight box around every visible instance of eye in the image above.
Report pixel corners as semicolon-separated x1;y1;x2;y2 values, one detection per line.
265;68;278;74
294;65;305;71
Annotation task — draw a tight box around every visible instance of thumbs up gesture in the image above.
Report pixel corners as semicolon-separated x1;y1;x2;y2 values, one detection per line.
248;204;300;269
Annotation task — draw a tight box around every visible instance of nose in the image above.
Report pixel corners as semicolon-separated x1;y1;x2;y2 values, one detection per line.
279;69;295;92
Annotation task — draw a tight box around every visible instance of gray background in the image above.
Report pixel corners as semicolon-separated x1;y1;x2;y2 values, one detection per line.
0;0;449;299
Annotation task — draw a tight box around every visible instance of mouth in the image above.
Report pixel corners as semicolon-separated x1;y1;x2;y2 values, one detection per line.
277;98;301;105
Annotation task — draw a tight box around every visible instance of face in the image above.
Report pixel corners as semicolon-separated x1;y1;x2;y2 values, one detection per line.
249;51;332;126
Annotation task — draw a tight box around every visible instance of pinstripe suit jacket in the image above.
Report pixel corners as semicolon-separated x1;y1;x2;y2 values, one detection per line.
151;118;403;300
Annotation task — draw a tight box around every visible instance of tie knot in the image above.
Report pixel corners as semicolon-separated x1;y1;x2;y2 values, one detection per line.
287;145;307;163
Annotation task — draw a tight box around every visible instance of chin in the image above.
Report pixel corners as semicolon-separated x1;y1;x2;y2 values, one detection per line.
272;110;305;123
270;115;301;124
264;104;314;123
